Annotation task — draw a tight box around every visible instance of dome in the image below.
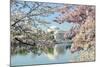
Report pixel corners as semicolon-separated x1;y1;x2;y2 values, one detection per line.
47;26;59;32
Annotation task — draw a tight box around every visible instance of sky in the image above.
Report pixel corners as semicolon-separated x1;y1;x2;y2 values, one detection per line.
39;12;74;31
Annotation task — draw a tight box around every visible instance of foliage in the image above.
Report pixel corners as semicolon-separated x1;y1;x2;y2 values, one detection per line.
54;5;95;24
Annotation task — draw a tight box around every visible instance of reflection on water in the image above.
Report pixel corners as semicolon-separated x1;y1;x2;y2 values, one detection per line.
11;43;79;66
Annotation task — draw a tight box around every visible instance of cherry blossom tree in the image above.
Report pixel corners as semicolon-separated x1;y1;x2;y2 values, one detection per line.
54;4;95;40
10;0;57;45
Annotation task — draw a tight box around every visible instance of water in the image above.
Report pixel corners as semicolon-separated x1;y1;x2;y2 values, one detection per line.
11;43;80;66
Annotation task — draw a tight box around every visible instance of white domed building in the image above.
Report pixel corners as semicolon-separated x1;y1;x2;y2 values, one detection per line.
47;26;66;42
47;26;59;33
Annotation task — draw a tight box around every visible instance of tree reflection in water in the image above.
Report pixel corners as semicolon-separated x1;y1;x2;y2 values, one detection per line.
11;44;43;56
11;42;71;60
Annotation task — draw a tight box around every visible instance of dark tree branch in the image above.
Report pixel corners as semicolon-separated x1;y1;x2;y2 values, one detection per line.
15;38;36;46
